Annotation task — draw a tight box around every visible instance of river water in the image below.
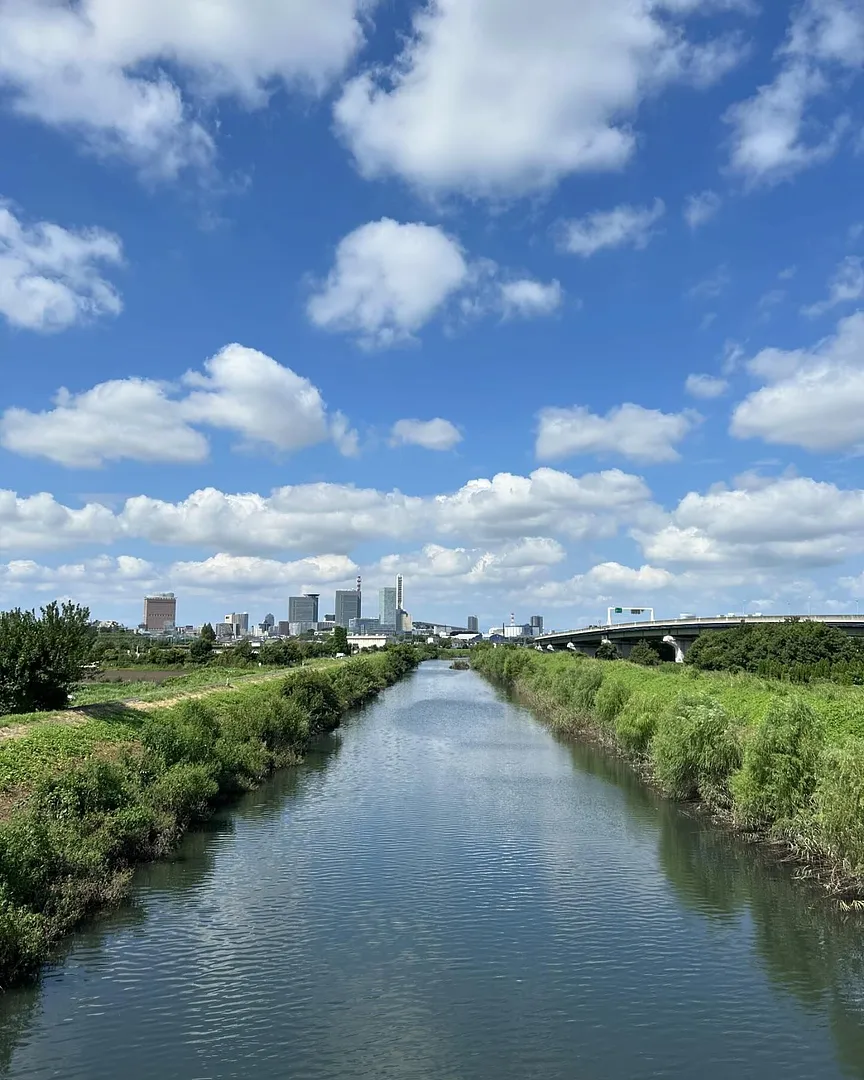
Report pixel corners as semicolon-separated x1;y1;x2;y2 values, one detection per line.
3;661;864;1079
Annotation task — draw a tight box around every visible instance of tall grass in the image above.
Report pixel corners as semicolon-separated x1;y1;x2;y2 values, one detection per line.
472;646;864;899
0;648;420;987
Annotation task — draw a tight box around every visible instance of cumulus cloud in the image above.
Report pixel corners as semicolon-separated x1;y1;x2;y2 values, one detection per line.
171;552;358;587
0;199;123;332
376;537;566;586
307;219;469;347
685;373;729;399
334;0;746;198
731;313;864;451
637;474;864;570
499;279;563;318
536;403;698;464
0;344;353;467
306;219;562;346
683;190;722;229
801;256;864;317
558;200;666;257
0;467;654;556
726;0;864;184
0;0;372;177
390;418;462;452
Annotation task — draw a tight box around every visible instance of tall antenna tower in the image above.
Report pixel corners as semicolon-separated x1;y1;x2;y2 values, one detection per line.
356;575;362;593
510;612;515;627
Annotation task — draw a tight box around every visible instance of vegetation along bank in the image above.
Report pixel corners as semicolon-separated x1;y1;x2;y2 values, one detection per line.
0;646;420;989
472;644;864;904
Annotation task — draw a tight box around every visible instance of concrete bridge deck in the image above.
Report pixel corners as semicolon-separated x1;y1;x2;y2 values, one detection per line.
536;615;864;662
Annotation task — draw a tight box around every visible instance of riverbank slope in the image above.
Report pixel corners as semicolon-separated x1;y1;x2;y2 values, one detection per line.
0;648;419;987
472;648;864;902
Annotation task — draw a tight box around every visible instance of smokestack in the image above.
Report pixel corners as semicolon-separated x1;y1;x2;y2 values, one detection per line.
357;576;362;593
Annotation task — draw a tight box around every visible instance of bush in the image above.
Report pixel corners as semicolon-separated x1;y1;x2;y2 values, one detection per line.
572;666;604;712
812;737;864;875
595;641;620;662
615;697;657;756
595;680;631;729
731;698;823;827
651;695;741;805
629;640;661;667
0;602;94;715
146;763;219;822
282;670;342;733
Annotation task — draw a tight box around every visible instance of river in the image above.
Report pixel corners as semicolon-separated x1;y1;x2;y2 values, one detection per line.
2;661;864;1078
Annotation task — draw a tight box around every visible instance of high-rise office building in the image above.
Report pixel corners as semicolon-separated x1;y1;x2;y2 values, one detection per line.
530;615;544;635
262;613;275;630
335;589;361;628
144;593;176;631
223;612;249;637
467;615;479;634
289;594;319;624
379;587;397;631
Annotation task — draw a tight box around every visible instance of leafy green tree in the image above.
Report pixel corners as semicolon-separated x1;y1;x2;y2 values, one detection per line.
0;602;95;715
189;638;214;664
595;640;620;661
259;640;301;666
200;623;216;643
331;626;349;655
629;640;661;667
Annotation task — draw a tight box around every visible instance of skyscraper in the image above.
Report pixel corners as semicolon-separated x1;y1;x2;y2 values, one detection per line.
379;587;397;631
396;574;404;611
467;615;479;634
143;593;176;631
530;615;544;634
335;589;361;628
289;595;319;624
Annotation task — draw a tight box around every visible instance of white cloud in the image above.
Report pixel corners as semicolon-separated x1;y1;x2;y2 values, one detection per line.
536;403;698;464
801;256;864;317
558;200;665;257
637;474;864;570
687;265;730;300
390;418;462;452
307;219;469;347
334;0;745;198
0;491;120;551
0;466;654;557
377;537;566;587
0;200;122;332
306;219;561;346
0;379;208;467
684;190;722;229
499;279;563;318
685;374;729;399
0;0;372;177
0;343;352;466
726;0;864;184
731;313;864;451
171;552;358;588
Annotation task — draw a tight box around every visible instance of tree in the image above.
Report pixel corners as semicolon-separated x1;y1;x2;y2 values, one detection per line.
200;623;216;643
331;625;349;655
629;640;661;667
189;637;214;664
0;602;95;715
595;640;620;661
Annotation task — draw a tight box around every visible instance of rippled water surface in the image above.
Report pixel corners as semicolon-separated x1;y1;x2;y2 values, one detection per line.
3;662;864;1078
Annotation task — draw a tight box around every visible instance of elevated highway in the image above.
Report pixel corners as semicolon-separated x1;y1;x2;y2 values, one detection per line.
536;615;864;662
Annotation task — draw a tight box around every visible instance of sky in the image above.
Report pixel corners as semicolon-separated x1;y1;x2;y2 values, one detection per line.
1;0;864;632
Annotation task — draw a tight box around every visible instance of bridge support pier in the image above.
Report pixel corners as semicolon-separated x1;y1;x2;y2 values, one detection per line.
663;635;687;664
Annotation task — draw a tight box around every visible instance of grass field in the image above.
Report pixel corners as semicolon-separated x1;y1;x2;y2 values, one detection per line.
472;648;864;902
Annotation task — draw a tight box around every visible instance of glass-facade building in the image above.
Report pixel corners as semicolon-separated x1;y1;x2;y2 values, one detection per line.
335;590;361;628
378;587;398;631
288;595;319;624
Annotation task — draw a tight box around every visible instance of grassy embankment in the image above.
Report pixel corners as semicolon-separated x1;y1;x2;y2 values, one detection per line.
473;648;864;902
0;648;419;988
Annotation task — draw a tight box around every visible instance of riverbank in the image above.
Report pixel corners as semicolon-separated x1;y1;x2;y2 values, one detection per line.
0;648;419;988
472;648;864;903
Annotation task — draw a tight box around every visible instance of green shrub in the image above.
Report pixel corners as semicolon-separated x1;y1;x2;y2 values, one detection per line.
812;737;864;875
628;641;661;667
30;760;134;821
572;666;604;712
146;763;219;822
616;697;657;756
595;680;631;728
141;701;220;768
595;641;620;661
731;698;823;827
651;694;741;805
281;670;342;733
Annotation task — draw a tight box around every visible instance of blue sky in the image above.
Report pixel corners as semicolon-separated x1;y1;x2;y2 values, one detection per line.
1;0;863;631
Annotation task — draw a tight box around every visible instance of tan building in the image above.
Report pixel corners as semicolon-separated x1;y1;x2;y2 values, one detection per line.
143;593;177;631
